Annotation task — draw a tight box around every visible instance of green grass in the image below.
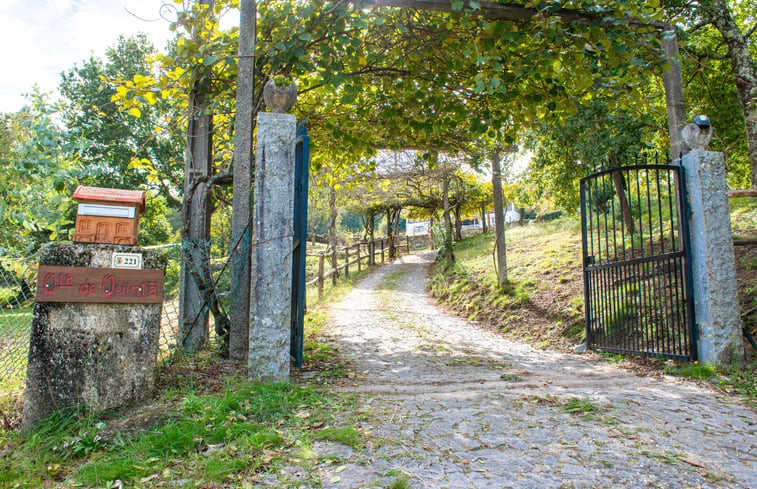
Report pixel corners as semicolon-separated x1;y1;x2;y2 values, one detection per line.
314;426;363;448
665;362;717;379
0;373;355;487
429;217;585;341
388;474;411;489
563;396;601;414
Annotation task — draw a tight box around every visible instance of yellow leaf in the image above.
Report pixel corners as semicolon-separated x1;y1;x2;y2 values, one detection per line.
128;107;142;118
134;74;149;85
329;476;341;483
144;92;157;105
358;56;367;66
161;89;172;99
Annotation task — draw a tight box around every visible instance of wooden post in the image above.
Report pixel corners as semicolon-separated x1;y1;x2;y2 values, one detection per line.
331;250;337;286
381;240;385;263
369;241;375;266
356;244;361;271
318;253;325;299
406;235;410;254
344;247;350;278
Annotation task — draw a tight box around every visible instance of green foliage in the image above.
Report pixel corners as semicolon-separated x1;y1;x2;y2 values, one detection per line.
665;362;717;379
389;474;411;489
138;193;175;246
563;396;601;414
523;98;657;212
59;34;184;206
0;91;82;254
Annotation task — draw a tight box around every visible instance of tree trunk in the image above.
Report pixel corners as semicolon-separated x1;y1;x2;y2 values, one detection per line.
428;216;435;249
228;0;256;362
491;150;507;286
442;166;455;262
706;0;757;188
393;208;401;239
328;185;338;279
609;155;635;234
481;202;487;232
387;207;399;258
454;204;463;241
180;80;213;352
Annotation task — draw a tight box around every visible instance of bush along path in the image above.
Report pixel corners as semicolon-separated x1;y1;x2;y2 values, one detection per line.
298;250;756;489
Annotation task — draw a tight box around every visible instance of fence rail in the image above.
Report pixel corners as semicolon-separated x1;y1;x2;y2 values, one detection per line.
306;236;411;299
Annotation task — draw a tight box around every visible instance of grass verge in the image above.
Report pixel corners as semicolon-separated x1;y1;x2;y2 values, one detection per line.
430;217;757;409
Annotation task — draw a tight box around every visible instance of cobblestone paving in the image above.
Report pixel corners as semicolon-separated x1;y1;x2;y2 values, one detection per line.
306;251;757;489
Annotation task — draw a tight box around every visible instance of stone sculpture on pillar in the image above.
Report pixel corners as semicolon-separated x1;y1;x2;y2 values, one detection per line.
681;114;714;152
263;79;298;114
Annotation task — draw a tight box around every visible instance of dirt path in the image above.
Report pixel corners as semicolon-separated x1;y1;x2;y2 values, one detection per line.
306;251;756;489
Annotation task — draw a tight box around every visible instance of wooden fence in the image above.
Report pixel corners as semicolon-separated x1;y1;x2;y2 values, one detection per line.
305;236;411;299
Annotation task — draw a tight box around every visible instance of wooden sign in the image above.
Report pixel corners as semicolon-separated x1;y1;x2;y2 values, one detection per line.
36;266;164;304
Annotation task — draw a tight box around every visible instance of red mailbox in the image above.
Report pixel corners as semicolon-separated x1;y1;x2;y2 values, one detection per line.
72;186;146;245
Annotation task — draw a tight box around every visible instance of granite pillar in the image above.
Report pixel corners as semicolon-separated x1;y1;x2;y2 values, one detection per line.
683;150;744;364
249;112;296;381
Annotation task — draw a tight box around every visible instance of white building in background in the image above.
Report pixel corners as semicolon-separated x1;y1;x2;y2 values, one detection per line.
485;202;521;227
406;219;431;237
406;202;521;237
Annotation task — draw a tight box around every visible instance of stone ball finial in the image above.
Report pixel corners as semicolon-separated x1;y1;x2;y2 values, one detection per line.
681;114;714;151
263;79;297;114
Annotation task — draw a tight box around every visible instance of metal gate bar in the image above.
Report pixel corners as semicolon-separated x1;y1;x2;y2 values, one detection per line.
290;125;309;368
580;156;697;360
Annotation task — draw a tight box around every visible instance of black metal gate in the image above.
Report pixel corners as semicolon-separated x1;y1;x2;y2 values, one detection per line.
580;155;697;360
290;125;310;368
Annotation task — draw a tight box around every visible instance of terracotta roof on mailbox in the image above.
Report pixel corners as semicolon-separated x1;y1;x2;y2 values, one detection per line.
72;186;146;213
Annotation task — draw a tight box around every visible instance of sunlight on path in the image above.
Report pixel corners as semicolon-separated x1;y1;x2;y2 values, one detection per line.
305;251;756;489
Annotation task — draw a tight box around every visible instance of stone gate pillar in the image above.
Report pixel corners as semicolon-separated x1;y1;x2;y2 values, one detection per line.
682;150;744;364
249;109;296;381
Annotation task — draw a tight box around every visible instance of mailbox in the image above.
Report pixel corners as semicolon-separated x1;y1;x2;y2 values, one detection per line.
72;186;146;245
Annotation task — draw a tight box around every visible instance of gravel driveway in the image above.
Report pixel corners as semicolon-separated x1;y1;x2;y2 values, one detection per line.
306;251;756;489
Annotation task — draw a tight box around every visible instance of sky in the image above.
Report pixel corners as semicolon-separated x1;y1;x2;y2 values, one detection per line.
0;0;180;113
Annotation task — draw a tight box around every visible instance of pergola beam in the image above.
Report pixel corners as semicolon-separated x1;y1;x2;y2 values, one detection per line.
366;0;667;28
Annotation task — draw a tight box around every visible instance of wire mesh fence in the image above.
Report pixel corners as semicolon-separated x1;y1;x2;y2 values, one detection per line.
0;230;405;399
0;252;37;395
0;235;246;399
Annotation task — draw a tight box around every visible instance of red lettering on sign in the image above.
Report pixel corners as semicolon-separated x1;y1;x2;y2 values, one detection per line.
102;275;115;296
43;272;74;295
36;266;164;304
